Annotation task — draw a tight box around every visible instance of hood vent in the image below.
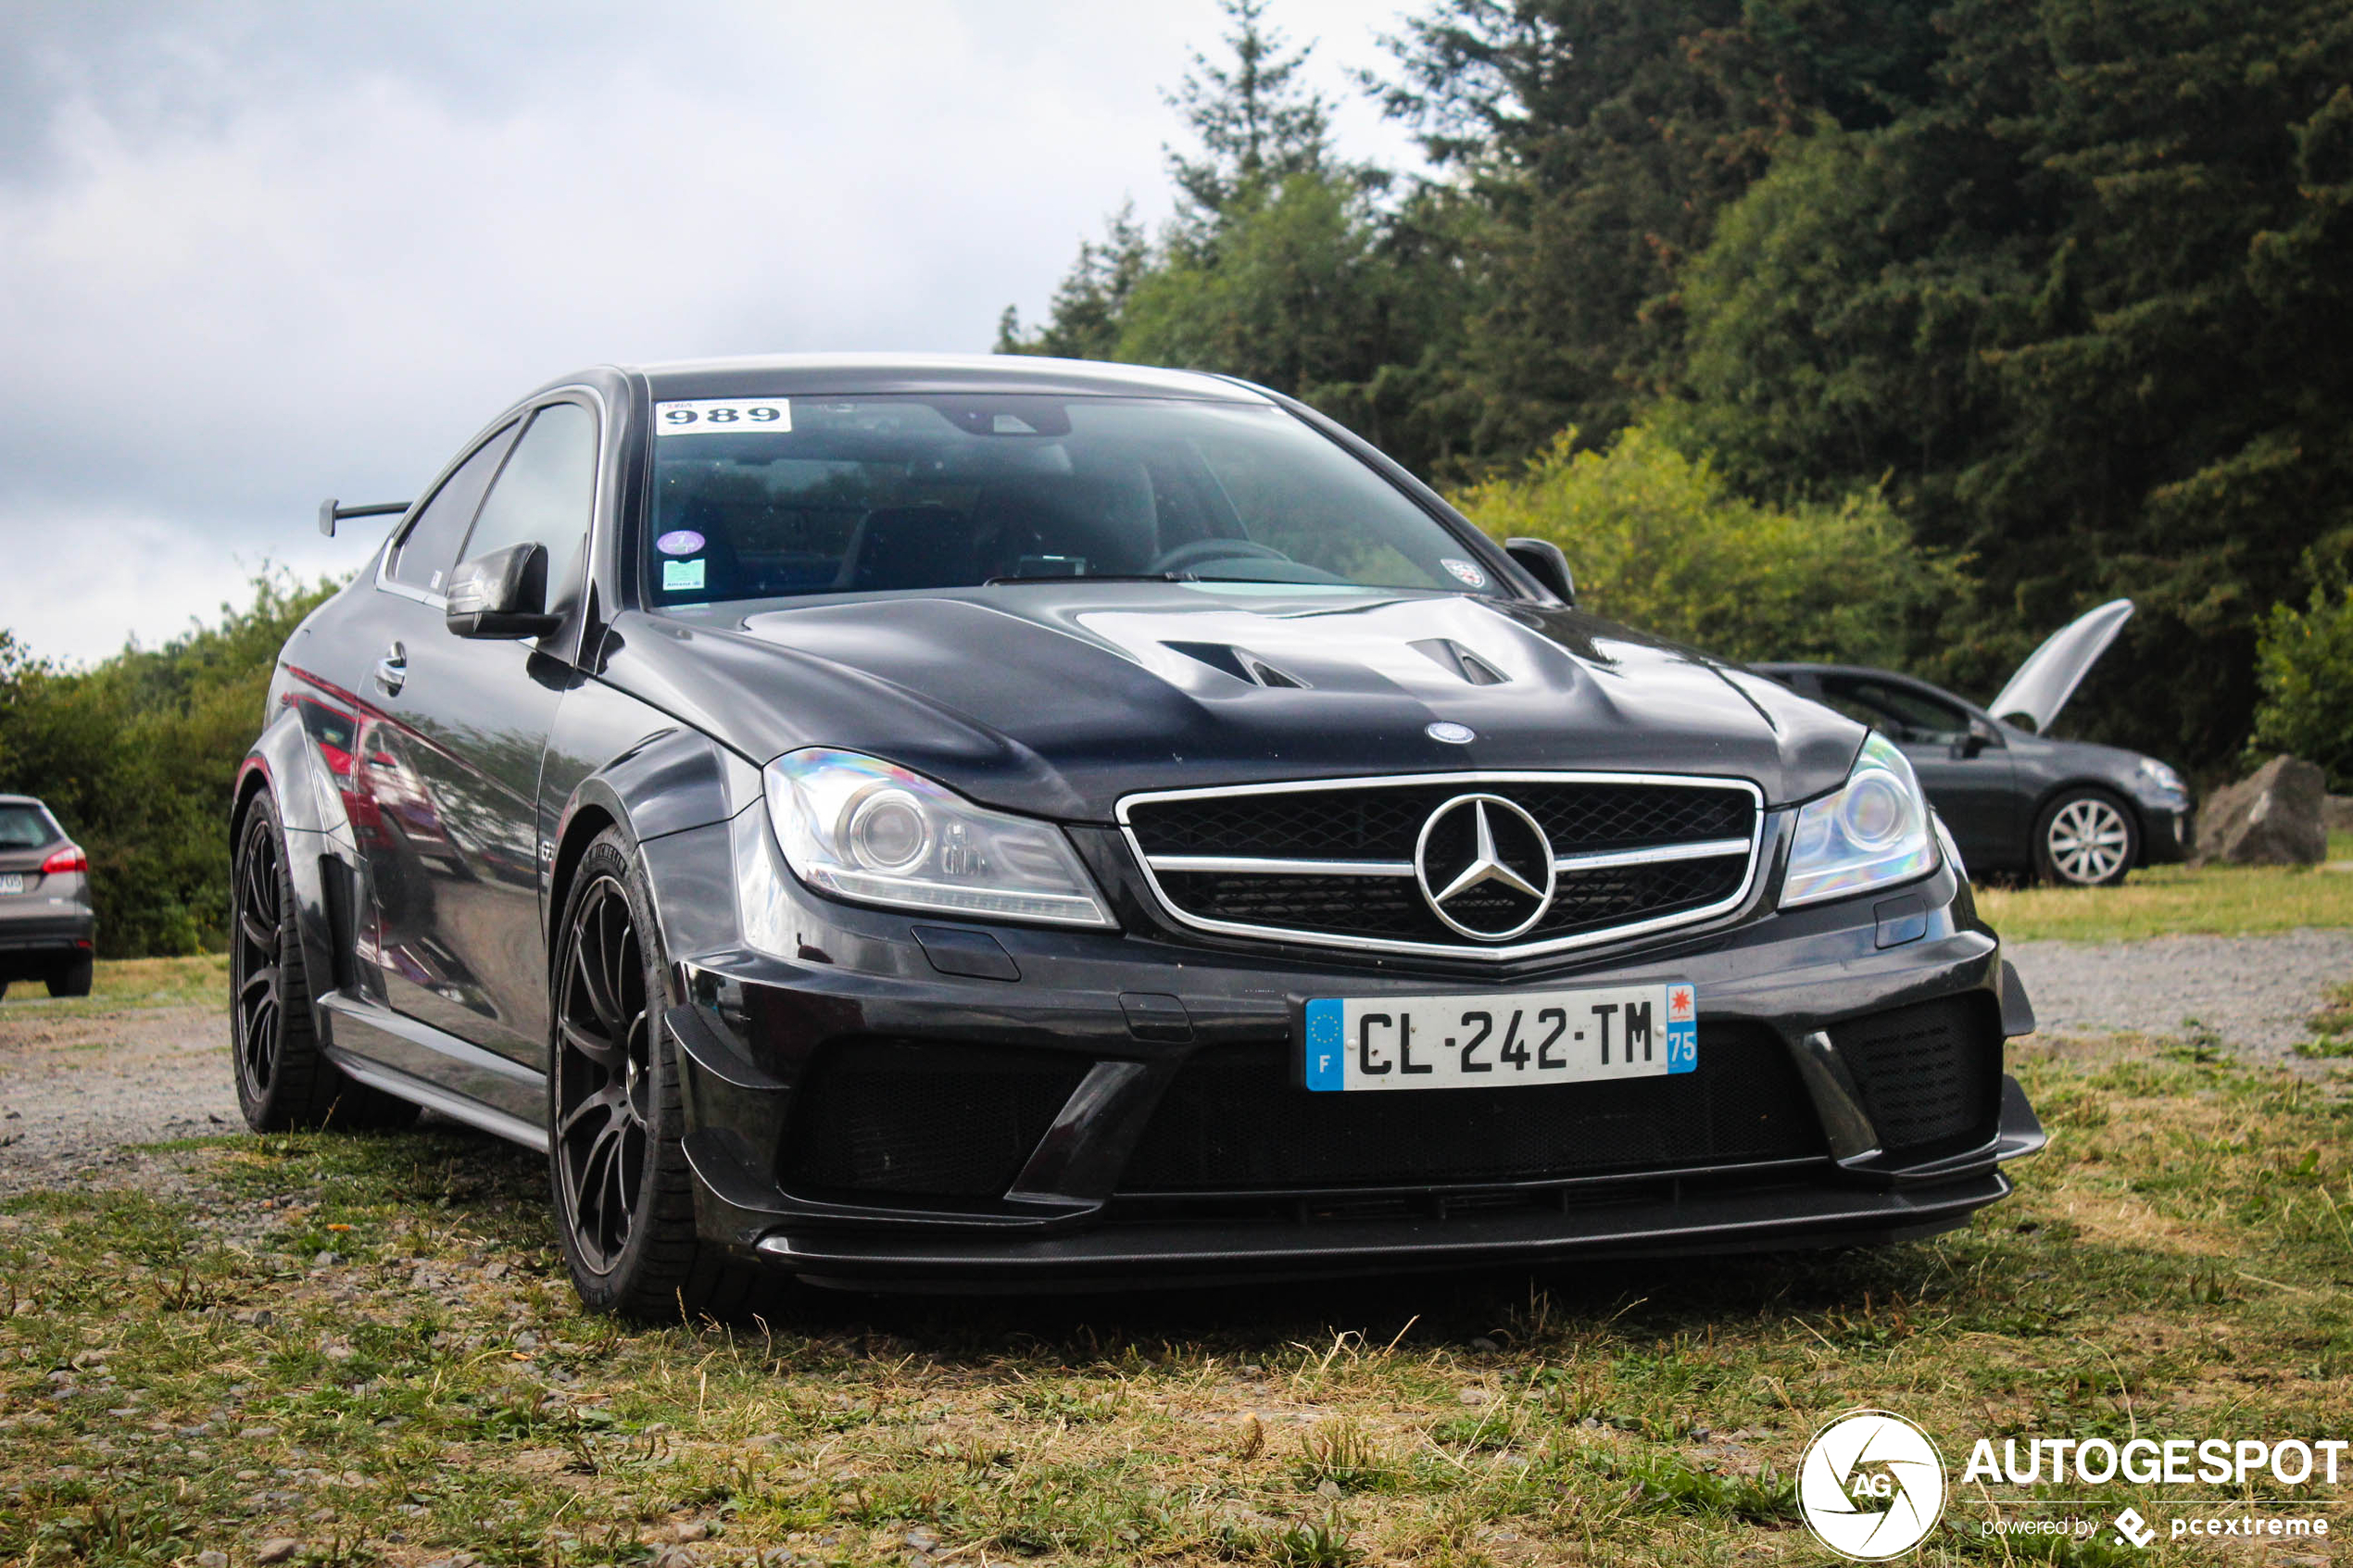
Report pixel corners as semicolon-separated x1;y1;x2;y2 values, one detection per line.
1163;641;1308;689
1411;638;1509;686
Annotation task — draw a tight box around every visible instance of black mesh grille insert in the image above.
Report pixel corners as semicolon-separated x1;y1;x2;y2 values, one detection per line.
1831;994;2000;1155
1129;779;1755;949
783;1040;1088;1198
1127;780;1753;861
1116;1022;1821;1193
1156;856;1749;946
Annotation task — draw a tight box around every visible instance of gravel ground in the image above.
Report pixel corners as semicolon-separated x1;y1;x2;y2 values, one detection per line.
0;1004;240;1195
2;929;2347;1193
2006;926;2353;1070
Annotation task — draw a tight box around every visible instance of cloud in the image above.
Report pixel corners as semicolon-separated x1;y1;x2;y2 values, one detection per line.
0;0;1417;664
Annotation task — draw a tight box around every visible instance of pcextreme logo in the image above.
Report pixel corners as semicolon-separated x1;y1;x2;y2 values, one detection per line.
1798;1409;1949;1561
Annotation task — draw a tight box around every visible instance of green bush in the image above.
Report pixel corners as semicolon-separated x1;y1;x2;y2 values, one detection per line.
1449;422;1964;666
2252;580;2353;790
0;571;342;957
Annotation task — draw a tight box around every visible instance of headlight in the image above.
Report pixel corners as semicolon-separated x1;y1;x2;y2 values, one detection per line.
1780;734;1939;908
763;748;1114;927
2136;757;2187;799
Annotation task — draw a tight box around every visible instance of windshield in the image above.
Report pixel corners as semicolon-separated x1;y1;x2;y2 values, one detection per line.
0;804;58;849
641;395;1508;607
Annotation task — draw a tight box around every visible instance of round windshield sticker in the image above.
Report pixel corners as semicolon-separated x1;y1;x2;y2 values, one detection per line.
656;530;705;556
1440;558;1488;588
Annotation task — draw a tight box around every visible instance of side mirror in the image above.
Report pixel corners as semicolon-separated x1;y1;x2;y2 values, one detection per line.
446;543;560;639
1504;537;1575;606
1962;716;2003;758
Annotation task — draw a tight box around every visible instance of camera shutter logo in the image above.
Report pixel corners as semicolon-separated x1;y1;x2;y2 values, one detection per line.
1798;1410;1947;1561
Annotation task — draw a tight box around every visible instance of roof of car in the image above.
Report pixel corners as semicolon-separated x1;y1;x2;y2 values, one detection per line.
0;794;51;809
619;353;1276;404
1751;662;1948;684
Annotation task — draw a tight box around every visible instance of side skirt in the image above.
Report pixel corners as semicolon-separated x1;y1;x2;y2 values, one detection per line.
316;992;547;1151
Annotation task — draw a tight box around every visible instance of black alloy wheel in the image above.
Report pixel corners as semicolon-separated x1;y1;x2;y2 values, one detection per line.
233;803;291;1099
547;829;780;1320
231;791;415;1132
552;869;654;1273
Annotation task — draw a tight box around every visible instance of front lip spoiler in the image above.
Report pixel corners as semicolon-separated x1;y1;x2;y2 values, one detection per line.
749;1080;2041;1292
757;1170;2011;1291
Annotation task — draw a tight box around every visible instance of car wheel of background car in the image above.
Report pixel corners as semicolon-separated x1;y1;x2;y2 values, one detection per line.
46;956;93;998
549;829;782;1322
2033;787;2138;887
231;792;419;1132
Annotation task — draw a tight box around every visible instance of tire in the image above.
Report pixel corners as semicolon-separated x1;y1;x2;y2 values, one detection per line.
232;792;419;1132
548;829;783;1323
46;957;93;998
2032;787;2139;888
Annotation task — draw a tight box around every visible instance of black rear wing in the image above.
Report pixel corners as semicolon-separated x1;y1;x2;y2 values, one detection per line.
318;497;411;538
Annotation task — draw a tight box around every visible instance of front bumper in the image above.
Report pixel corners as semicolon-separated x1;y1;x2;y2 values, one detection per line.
652;809;2042;1292
758;1099;2033;1292
2138;801;2192;866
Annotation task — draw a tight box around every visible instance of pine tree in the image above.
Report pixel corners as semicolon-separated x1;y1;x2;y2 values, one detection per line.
1163;0;1334;221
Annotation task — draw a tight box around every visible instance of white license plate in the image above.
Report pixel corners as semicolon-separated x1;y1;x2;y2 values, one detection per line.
0;875;22;896
1303;981;1695;1092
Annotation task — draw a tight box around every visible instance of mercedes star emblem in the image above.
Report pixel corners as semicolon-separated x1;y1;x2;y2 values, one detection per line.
1413;793;1557;940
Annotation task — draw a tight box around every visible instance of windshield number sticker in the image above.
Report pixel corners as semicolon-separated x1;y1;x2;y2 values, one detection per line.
656;398;790;434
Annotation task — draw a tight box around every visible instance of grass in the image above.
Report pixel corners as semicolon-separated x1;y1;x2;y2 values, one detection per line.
2296;980;2353;1060
4;1036;2350;1565
1976;856;2353;943
0;954;229;1017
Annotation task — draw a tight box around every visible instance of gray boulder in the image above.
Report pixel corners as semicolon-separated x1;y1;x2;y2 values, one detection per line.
2195;755;2328;865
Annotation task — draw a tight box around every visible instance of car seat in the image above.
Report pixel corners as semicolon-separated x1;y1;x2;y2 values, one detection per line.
834;506;980;591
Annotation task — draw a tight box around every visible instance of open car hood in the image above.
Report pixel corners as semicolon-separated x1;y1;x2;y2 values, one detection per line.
1987;598;2133;734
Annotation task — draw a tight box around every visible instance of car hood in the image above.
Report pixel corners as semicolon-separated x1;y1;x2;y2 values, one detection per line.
1988;598;2133;734
606;585;1864;822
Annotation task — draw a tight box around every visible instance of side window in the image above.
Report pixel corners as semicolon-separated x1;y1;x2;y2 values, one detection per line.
1818;677;1969;745
386;424;516;593
459;401;598;596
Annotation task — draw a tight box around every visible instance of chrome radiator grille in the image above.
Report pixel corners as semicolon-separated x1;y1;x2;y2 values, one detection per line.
1119;772;1762;959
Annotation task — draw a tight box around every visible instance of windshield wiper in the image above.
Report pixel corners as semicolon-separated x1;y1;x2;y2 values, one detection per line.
982;571;1190;585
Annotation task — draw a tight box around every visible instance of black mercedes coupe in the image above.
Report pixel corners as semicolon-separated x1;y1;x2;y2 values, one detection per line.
235;355;2044;1317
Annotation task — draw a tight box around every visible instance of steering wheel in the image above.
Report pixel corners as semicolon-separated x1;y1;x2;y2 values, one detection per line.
1149;538;1293;575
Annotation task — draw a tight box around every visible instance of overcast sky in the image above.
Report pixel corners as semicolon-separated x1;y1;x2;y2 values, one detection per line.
0;0;1424;666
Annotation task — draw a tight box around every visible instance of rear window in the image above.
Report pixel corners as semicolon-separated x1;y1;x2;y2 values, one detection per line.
0;804;59;849
641;395;1507;607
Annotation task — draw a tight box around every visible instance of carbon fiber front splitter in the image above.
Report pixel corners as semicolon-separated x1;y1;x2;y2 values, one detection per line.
742;1082;2041;1293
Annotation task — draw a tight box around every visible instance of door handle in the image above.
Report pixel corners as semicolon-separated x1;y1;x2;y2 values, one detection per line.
373;642;408;696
